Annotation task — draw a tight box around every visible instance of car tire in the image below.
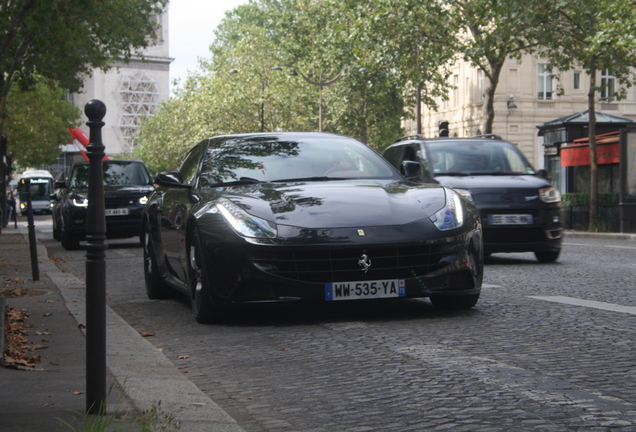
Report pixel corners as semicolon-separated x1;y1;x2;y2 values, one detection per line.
189;230;227;324
429;293;480;310
534;250;560;263
143;223;175;299
52;215;61;241
61;222;80;250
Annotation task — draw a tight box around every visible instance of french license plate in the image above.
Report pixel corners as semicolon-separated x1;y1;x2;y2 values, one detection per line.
325;279;406;301
105;208;129;216
488;214;533;225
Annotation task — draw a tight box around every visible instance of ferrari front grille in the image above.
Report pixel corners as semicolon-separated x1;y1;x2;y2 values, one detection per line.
249;242;463;283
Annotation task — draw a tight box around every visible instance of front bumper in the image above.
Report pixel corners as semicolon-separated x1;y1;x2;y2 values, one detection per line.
199;226;483;305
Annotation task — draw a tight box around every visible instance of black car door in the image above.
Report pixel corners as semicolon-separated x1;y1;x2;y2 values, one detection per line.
158;143;205;284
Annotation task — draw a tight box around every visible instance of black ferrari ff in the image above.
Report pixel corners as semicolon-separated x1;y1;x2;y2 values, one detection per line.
142;132;484;323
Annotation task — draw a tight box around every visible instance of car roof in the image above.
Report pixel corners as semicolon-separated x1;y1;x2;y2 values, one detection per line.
205;132;353;142
393;134;505;144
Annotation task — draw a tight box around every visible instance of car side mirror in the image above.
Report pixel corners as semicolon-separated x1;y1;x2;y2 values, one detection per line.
155;170;190;188
400;160;423;180
537;169;551;180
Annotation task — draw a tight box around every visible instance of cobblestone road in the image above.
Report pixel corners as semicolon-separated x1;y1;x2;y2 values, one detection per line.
38;218;636;432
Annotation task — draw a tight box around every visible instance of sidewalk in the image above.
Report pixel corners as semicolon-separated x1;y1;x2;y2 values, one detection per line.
0;222;245;432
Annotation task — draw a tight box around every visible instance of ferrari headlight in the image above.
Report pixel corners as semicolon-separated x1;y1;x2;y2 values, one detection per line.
430;188;464;231
539;186;561;203
72;197;88;207
216;198;277;239
452;188;473;202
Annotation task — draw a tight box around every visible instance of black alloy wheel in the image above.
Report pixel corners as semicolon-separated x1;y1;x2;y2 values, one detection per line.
188;230;226;324
143;222;175;299
429;292;480;310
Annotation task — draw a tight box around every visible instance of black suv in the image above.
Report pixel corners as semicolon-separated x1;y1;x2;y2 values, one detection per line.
383;134;563;262
52;160;154;250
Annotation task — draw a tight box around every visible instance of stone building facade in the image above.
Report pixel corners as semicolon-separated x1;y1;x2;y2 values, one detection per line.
404;54;636;170
69;11;172;156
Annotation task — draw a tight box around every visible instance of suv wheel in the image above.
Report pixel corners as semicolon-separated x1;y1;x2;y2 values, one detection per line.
534;250;560;263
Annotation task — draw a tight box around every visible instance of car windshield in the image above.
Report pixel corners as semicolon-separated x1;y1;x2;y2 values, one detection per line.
198;136;398;186
427;140;536;176
70;162;151;187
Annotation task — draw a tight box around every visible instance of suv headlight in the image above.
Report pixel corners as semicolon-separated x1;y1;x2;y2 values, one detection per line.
216;198;277;239
430;188;464;231
539;186;561;203
72;197;88;207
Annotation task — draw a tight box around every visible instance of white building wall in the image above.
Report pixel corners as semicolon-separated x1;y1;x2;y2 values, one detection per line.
71;10;172;156
407;54;636;167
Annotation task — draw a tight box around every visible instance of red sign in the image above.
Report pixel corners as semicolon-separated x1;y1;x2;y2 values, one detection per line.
561;142;620;167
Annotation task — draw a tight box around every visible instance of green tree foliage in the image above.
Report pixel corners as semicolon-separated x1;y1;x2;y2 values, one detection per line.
3;76;81;168
443;0;550;134
136;0;407;171
537;0;636;231
0;0;168;139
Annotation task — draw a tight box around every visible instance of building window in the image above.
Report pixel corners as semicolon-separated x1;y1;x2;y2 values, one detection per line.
537;64;553;100
452;74;459;107
465;76;470;100
600;69;616;101
573;71;581;91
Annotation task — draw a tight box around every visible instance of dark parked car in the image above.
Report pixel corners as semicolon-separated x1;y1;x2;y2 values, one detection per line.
52;160;154;250
142;132;484;323
382;134;563;262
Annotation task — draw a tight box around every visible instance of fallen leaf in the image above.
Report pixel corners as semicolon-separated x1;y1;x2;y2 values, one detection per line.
36;331;52;335
73;391;85;395
43;313;52;317
177;355;189;360
41;339;50;343
140;332;155;337
32;344;48;350
281;348;291;351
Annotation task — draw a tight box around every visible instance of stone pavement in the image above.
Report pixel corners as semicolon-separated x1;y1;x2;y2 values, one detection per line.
0;222;245;432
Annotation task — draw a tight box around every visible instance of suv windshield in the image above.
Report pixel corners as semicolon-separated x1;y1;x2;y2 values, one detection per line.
70;162;151;187
427;140;536;176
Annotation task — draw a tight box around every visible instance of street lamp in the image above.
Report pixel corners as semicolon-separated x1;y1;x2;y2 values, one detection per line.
274;64;362;132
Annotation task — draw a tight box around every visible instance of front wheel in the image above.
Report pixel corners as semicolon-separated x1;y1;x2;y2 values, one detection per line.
61;222;80;250
430;293;480;310
143;223;175;299
534;250;560;263
189;231;227;324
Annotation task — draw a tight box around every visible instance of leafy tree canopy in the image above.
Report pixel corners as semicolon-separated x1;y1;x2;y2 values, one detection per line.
0;0;168;137
4;76;81;168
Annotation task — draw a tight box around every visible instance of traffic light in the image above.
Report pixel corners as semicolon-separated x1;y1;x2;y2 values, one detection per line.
438;120;449;137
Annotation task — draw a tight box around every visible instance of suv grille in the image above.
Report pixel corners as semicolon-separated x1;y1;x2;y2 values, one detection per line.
249;242;462;283
105;196;142;208
483;227;547;243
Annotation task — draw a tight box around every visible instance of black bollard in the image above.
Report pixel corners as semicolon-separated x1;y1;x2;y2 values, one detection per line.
22;179;40;281
84;100;108;415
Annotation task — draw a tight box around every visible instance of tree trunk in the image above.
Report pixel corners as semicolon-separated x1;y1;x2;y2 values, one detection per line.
588;63;598;231
481;60;504;135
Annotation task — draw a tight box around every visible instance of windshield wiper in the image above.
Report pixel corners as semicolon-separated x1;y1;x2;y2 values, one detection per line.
209;177;264;187
436;172;468;177
271;176;344;182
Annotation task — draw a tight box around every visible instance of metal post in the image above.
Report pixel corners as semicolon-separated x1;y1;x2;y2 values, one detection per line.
23;179;39;281
0;134;6;233
83;99;108;415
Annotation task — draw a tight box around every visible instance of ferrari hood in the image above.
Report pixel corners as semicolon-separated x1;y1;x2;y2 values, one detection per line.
209;180;447;229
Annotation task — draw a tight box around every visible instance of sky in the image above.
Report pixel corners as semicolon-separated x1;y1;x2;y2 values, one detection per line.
168;0;249;93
